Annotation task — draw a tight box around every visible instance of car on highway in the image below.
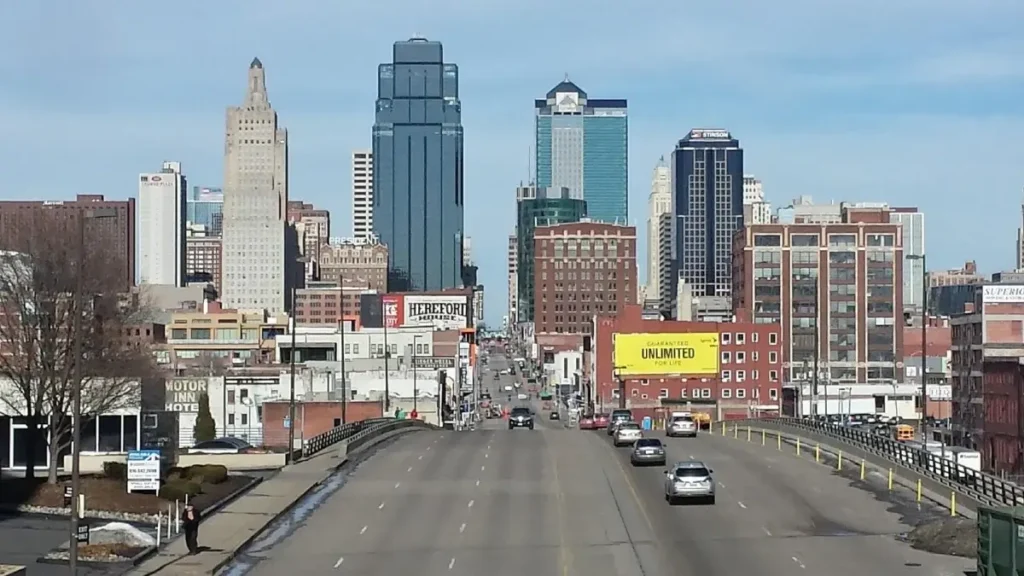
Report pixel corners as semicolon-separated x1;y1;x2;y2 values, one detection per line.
666;414;698;438
503;385;513;392
549;411;560;421
663;461;716;505
606;409;633;436
630;438;666;466
612;422;643;446
508;407;534;430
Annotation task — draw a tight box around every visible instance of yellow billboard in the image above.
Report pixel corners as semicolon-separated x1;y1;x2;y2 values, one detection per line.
612;333;720;376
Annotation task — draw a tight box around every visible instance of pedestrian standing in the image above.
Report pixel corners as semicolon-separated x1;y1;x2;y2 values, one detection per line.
182;503;201;555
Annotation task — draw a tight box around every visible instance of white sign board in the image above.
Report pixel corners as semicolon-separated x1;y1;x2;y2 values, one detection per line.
127;450;161;492
554;91;580;113
983;285;1024;304
405;295;469;330
926;384;952;400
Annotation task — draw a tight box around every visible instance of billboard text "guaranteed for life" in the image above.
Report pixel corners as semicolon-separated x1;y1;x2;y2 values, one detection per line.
612;333;719;376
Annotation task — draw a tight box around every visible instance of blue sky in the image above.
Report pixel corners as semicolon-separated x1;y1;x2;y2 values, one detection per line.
2;1;1023;326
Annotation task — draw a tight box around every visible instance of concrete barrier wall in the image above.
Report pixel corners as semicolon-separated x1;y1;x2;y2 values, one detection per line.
0;564;27;576
63;452;287;473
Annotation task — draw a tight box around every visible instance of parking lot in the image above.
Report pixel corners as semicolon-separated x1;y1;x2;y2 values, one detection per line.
0;513;115;575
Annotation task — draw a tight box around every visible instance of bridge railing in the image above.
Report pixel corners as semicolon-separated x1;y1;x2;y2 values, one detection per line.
301;417;435;458
731;416;1024;508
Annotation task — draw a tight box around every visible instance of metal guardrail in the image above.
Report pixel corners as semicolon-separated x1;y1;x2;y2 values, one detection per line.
345;418;434;453
736;416;1024;507
301;418;392;457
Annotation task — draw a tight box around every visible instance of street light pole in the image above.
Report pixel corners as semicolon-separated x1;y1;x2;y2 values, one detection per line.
382;301;391;414
906;253;928;438
812;278;820;419
287;284;297;463
613;365;627;409
339;310;347;424
69;208;116;572
412;335;422;413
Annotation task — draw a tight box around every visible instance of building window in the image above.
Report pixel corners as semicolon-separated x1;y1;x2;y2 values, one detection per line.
737;370;746;382
659;388;669;398
702;388;712;398
612;389;620;398
752;370;759;381
228;414;235;425
722;370;731;382
722;388;732;399
680;388;688;398
769;370;778;382
722;351;731;364
791;234;819;247
751;332;759;343
753;388;760;399
641;393;649;400
631;389;638;397
754;234;782;247
735;388;746;399
769;333;778;345
722;333;731;344
736;351;745;364
769;352;778;363
769;388;779;400
736;333;745;345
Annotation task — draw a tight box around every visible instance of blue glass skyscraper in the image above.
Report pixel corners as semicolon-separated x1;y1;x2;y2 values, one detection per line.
187;186;223;235
372;37;464;291
535;79;627;224
671;129;744;299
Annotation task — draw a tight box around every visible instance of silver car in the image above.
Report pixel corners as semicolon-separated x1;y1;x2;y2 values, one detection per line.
630;438;666;466
663;461;716;505
613;422;643;446
666;416;698;438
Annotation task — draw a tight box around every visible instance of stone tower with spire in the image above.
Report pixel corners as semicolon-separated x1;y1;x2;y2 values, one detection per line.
221;57;292;315
646;156;672;305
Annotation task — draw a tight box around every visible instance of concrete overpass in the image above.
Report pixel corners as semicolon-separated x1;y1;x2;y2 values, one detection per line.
223;351;972;576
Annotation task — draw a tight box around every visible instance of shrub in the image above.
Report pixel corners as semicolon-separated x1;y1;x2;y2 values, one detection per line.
193;393;217;443
159;480;202;501
102;461;128;480
164;466;186;481
198;464;228;484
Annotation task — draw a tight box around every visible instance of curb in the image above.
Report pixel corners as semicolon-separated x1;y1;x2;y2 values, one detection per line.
712;424;976;518
207;426;427;575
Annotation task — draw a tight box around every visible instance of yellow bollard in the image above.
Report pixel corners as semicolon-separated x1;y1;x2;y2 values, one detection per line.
796;438;801;456
777;432;782;450
815;444;820;463
887;469;893;491
746;426;751;442
761;429;766;446
916;479;922;503
950;492;957;516
734;425;739;439
837;451;843;470
721;421;726;436
860;460;866;481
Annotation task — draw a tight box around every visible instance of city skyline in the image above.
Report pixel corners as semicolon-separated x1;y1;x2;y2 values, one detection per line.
2;2;1023;325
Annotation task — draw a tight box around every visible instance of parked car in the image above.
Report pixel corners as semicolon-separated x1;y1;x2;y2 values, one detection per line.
593;413;610;430
188;437;255;454
613;422;643;446
578;415;596;430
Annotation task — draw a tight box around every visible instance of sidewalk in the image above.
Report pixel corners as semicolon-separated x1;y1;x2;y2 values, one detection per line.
128;447;346;576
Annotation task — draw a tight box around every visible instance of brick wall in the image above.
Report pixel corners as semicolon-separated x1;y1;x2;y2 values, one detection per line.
262;400;383;448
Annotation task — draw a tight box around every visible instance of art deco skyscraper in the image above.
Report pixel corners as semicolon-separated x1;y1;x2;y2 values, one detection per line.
645;157;671;302
221;58;290;314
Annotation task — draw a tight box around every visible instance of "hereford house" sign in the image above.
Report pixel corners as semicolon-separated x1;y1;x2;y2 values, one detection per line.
404;295;469;330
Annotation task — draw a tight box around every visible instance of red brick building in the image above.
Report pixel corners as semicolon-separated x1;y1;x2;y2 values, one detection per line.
733;206;904;385
0;194;136;291
533;221;637;335
593;305;783;419
951;284;1024;474
261;400;383;449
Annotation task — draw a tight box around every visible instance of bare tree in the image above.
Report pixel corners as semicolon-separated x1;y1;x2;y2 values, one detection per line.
0;216;159;482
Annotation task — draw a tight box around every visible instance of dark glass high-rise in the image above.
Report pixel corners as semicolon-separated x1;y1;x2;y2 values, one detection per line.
372;37;465;291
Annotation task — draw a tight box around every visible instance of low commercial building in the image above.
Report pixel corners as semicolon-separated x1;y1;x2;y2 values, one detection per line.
592;305;783;420
160;302;287;369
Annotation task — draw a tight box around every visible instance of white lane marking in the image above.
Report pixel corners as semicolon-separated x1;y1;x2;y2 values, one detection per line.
475;479;480;486
792;556;806;569
440;435;444;439
718;482;726;489
481;465;486;471
762;526;772;536
690;454;695;459
407;466;413;472
738;501;747;509
418;455;423;460
427;446;431;450
485;453;489;458
334;557;344;568
468;499;475;508
360;525;368;535
448;558;456;570
378;501;386;510
395;482;401;489
459;522;466;533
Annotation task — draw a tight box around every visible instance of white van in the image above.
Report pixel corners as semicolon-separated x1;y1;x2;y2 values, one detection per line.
943;447;981;478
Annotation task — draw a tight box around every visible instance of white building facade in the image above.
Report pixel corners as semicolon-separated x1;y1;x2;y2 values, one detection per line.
646;159;671;301
221;57;290;314
351;149;373;241
139;161;187;285
507;233;518;324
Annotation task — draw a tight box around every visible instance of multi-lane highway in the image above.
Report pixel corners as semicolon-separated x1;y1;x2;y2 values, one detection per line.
244;348;973;575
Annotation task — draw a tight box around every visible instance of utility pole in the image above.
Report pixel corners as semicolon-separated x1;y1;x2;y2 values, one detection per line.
339;312;347;424
287;284;297;463
382;301;391;414
613;366;627;409
812;278;820;419
412;335;422;413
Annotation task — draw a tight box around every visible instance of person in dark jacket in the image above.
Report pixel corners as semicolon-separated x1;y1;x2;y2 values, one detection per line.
182;503;201;554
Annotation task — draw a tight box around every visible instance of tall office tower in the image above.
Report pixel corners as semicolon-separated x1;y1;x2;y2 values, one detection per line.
889;207;925;311
463;235;473;266
287;201;330;281
507;233;518;324
351;150;373;241
516;184;587;322
535;78;628;224
139;161;187;286
221;57;290;314
372;37;464;291
646;157;671;302
742;175;772;225
187;186;224;234
670;128;744;299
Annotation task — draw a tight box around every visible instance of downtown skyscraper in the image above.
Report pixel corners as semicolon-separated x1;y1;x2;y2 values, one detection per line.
535;78;628;224
372;37;465;291
221;58;291;314
671;128;744;299
138;161;186;286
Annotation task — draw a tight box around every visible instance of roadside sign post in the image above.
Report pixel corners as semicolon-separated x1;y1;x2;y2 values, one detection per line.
127;450;161;494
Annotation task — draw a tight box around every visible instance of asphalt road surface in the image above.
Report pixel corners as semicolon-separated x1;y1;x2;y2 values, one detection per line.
245;349;973;575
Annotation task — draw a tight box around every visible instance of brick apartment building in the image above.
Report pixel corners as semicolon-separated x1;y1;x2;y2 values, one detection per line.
733;205;905;385
593;305;784;419
951;284;1024;474
533;221;637;335
0;194;136;291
